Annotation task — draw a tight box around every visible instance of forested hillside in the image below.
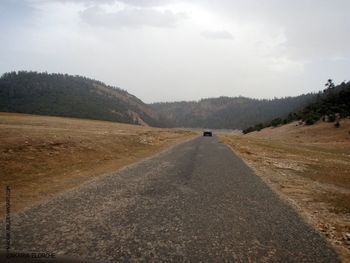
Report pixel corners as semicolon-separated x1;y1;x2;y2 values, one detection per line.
151;94;317;129
2;71;338;130
0;71;160;126
243;80;350;133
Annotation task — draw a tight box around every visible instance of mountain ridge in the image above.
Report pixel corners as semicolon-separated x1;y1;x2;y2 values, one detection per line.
1;71;325;129
150;94;317;129
0;71;161;126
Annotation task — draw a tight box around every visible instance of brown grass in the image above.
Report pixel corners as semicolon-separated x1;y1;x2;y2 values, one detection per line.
0;112;196;217
220;119;350;262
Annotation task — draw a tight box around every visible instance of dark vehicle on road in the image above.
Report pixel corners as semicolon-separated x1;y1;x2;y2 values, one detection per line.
203;130;212;136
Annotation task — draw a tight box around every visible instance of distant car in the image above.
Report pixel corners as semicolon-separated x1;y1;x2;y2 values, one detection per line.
203;130;212;136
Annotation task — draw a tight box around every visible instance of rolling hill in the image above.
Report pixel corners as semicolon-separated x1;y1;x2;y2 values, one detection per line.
151;95;317;129
1;71;334;130
242;80;350;133
0;71;160;126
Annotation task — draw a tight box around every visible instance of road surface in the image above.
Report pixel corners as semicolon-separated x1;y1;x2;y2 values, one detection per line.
1;136;339;262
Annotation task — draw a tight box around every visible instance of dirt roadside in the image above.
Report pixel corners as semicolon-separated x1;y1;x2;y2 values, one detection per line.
220;120;350;262
0;112;196;217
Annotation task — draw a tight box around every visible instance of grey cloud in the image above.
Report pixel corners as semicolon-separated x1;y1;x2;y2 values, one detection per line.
201;30;233;40
197;0;350;59
26;0;115;5
36;0;116;3
280;3;350;59
3;0;350;103
80;6;187;28
117;0;176;7
1;0;37;32
30;0;175;6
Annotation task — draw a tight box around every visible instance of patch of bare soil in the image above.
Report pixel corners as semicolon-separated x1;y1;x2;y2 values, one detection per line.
221;119;350;262
0;112;196;217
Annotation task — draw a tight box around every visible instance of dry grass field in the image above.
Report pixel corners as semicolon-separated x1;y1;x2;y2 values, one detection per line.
221;119;350;261
0;113;196;217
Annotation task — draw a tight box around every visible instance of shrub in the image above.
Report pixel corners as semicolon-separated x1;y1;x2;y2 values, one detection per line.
270;118;282;127
254;123;264;131
243;127;255;134
303;111;320;125
305;118;316;125
328;114;336;122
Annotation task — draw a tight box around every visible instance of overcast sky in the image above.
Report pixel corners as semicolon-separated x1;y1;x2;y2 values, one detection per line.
1;0;349;102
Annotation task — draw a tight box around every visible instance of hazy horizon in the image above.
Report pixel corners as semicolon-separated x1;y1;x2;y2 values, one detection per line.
1;0;349;103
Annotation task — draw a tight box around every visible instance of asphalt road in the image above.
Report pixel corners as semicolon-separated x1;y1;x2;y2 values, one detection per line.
1;136;339;262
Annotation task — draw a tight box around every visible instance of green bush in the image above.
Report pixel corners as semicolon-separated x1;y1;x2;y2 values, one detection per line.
303;112;320;125
243;127;255;134
270;118;282;127
328;114;336;122
305;118;316;125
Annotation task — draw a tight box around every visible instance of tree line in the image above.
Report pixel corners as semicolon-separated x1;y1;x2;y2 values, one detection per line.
151;94;317;129
0;71;160;126
243;80;350;134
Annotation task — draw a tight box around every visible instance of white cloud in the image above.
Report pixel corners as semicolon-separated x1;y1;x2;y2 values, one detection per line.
201;30;233;40
267;57;305;74
30;0;116;4
197;0;350;60
1;0;350;102
116;0;176;7
29;0;177;7
80;6;187;28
